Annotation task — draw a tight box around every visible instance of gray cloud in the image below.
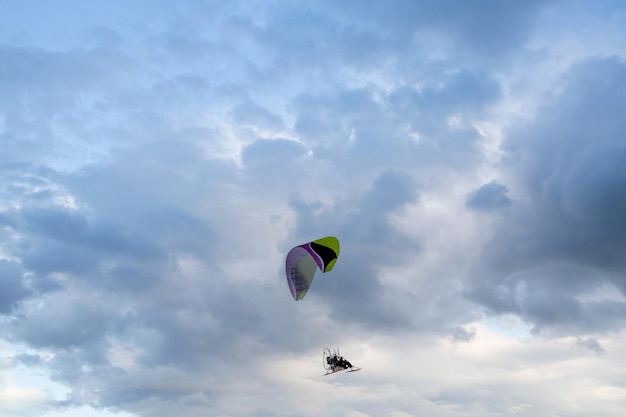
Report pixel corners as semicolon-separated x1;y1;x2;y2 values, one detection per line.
466;180;512;211
0;260;31;315
576;336;606;355
467;56;626;334
451;325;477;343
287;170;422;330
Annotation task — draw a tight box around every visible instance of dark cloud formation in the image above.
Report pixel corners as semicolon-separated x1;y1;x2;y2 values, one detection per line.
466;180;512;211
451;325;477;343
577;336;606;355
467;56;626;335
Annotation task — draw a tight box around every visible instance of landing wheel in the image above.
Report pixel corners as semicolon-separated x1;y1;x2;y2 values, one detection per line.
322;348;333;371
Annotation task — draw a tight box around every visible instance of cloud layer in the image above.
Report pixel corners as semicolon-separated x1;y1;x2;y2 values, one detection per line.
2;1;626;416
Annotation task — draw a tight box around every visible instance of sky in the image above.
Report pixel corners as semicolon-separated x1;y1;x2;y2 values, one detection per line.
1;0;626;416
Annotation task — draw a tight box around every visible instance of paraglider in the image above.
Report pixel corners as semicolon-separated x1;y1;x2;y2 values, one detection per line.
285;236;340;300
322;347;360;375
285;237;360;376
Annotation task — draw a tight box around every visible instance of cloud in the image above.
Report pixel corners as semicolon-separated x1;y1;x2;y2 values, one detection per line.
576;336;606;355
288;169;421;329
451;326;477;343
231;101;285;131
467;56;626;335
0;260;31;315
465;180;512;211
242;138;308;180
1;2;626;417
327;0;549;58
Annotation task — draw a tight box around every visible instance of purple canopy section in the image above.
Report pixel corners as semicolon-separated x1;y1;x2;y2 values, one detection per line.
285;244;322;300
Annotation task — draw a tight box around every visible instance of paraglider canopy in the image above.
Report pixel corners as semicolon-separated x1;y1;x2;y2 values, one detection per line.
285;236;340;300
